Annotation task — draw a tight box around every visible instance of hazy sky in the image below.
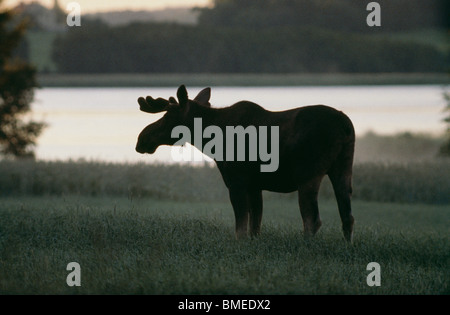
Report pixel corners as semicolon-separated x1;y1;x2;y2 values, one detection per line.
4;0;212;12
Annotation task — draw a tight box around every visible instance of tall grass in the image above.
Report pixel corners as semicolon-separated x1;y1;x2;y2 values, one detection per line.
0;159;449;204
355;132;445;163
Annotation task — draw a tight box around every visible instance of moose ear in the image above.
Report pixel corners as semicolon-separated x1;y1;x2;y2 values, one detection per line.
194;87;211;107
177;85;188;106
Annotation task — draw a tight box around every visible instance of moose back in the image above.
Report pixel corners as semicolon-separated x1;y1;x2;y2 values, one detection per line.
136;85;355;242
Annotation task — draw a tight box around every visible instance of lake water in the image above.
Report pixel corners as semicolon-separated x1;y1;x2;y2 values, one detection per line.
32;85;448;163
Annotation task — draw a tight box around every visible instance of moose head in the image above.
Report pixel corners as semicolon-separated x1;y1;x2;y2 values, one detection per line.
135;85;211;154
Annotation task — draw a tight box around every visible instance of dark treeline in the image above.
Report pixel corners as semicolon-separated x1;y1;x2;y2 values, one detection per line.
52;0;449;73
198;0;448;32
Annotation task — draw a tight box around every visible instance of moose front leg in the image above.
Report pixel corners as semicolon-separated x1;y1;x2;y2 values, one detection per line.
248;189;263;238
228;188;250;240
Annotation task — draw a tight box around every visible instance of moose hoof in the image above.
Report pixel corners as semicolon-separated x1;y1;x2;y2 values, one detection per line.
303;220;322;239
343;230;353;243
235;230;248;240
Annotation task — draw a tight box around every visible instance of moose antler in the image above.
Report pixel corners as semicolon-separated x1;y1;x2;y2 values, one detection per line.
137;96;170;113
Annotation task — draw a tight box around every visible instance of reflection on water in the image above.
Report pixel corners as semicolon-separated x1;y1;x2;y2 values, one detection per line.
32;85;447;163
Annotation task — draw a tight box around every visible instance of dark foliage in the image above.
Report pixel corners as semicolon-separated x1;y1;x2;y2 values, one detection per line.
0;2;45;158
52;0;449;74
198;0;447;32
52;22;448;74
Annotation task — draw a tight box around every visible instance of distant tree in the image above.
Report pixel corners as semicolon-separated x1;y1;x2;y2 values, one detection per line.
0;1;46;158
439;92;450;156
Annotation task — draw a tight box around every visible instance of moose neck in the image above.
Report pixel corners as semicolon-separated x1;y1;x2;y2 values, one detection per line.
189;103;225;127
186;103;229;159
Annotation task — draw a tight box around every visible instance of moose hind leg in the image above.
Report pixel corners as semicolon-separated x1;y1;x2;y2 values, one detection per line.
229;188;250;240
328;171;354;242
248;190;263;238
298;176;323;238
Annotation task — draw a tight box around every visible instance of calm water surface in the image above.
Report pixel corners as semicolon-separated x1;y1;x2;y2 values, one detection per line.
32;85;448;163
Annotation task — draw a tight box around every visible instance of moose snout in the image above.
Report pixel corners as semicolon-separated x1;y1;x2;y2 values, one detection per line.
136;140;157;154
135;141;146;154
135;145;144;154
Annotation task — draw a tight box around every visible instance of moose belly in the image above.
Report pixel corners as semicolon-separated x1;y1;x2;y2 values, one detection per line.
255;170;299;193
217;159;323;193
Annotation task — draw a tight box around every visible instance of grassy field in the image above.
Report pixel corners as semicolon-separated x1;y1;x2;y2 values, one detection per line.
0;158;448;294
0;195;448;295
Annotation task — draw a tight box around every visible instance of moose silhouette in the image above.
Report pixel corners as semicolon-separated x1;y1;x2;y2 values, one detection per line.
136;85;355;242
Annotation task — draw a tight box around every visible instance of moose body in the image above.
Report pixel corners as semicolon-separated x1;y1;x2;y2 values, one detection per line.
136;86;355;242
